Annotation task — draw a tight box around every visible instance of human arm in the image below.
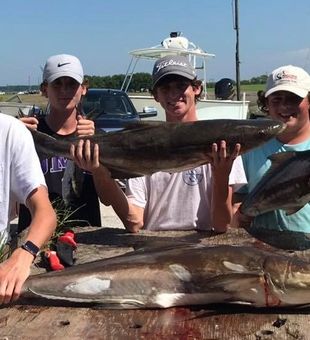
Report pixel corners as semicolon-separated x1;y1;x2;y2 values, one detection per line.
92;166;144;233
210;140;241;233
71;139;144;233
0;186;56;304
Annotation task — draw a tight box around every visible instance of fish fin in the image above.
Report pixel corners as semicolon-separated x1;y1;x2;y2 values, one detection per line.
28;129;57;159
96;300;146;309
204;273;261;290
62;161;85;205
27;288;146;309
29;128;79;160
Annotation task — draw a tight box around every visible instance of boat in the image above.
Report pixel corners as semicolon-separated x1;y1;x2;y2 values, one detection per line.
121;32;249;121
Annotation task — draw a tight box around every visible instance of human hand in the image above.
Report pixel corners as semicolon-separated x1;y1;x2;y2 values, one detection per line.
70;139;100;172
19;116;39;130
210;140;241;178
0;248;32;304
76;115;95;137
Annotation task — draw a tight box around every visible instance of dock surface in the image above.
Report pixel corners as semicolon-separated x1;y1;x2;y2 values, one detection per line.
1;216;310;339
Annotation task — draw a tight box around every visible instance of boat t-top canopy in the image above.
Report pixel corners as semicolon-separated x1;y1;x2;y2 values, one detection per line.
130;47;214;59
121;32;216;97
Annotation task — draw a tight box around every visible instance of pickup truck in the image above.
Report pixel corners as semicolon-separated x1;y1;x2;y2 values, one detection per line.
82;88;157;132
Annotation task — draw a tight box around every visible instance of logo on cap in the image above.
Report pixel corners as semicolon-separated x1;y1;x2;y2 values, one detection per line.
155;59;188;75
57;62;71;67
275;70;298;82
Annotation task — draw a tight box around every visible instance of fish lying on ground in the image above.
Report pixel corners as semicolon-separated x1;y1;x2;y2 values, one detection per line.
20;244;310;309
29;119;286;178
240;150;310;217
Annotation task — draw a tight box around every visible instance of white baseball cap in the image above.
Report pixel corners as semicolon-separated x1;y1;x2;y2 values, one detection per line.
43;54;84;84
265;65;310;98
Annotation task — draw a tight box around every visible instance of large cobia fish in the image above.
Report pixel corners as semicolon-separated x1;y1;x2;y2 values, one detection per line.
20;244;310;309
29;119;285;178
240;150;310;217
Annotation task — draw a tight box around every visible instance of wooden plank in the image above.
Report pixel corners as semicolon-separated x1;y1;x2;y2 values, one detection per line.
1;305;310;339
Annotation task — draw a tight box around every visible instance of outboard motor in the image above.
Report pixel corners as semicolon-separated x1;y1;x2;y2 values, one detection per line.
215;78;235;100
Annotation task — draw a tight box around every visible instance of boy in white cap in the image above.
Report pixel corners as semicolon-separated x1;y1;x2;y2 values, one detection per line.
235;65;310;232
19;54;101;231
73;55;247;233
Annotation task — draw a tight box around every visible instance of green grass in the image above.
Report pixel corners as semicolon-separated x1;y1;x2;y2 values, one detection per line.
240;84;265;93
206;83;264;93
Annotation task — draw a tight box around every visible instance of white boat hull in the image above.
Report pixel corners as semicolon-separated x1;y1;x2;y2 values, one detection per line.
130;95;249;121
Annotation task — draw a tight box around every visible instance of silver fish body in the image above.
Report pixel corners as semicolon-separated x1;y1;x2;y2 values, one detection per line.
29;119;286;178
20;244;310;309
241;150;310;217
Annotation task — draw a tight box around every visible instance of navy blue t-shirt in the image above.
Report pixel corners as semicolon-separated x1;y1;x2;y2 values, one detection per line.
18;118;101;230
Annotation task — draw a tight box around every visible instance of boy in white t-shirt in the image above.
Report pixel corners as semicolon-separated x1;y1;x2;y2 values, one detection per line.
72;55;247;233
0;114;56;304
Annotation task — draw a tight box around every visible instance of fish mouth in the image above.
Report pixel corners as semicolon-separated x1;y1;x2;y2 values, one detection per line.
271;120;287;134
255;123;286;141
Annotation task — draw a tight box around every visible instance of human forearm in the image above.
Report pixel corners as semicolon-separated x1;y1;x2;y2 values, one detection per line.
92;166;144;232
26;187;57;248
26;209;56;248
211;140;241;232
71;140;144;232
209;141;241;232
211;176;233;232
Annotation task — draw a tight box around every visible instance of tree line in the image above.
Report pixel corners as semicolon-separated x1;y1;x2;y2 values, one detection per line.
85;73;268;92
0;73;268;94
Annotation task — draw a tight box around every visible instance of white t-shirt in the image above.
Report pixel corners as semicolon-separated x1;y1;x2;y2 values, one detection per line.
126;156;247;231
0;114;46;238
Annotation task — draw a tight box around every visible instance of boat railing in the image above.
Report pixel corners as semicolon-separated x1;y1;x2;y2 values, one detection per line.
121;33;216;95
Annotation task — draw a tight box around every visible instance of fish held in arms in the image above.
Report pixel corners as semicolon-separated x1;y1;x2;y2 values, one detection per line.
240;150;310;217
29;119;286;179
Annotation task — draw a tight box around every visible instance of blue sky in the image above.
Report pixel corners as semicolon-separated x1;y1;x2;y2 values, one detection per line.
1;0;310;85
